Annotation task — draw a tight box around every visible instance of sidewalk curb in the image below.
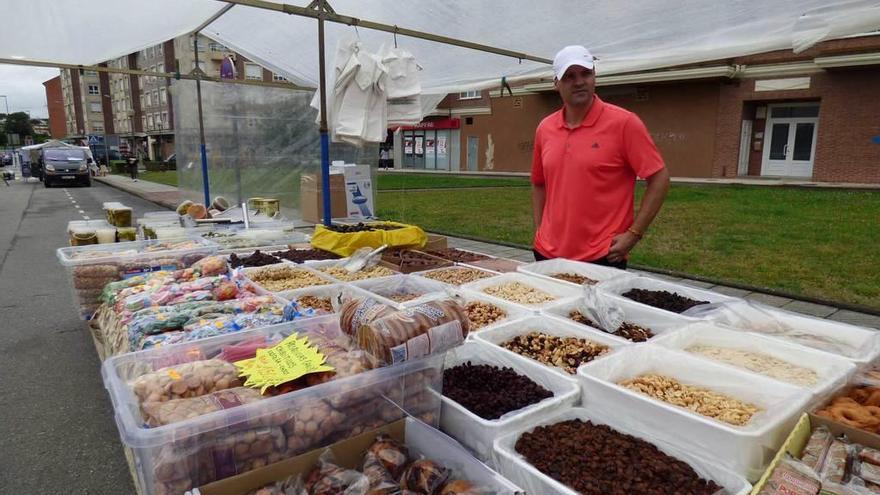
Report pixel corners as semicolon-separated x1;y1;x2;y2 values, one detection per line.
93;176;177;210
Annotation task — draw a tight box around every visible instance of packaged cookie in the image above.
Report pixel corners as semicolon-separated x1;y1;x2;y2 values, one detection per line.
130;359;242;406
820;438;852;485
304;451;370;495
400;459;449;495
801;426;833;471
362;451;402;495
758;455;821;495
366;433;409;478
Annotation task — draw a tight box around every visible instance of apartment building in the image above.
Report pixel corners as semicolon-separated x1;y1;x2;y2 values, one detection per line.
42;76;66;139
59;67;109;138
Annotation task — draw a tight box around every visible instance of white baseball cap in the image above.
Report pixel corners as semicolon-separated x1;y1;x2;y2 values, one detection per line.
553;45;595;80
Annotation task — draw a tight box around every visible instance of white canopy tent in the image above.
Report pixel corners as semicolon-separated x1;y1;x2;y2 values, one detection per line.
4;0;879;221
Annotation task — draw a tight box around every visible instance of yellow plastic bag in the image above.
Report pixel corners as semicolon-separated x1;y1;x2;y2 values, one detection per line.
310;221;427;257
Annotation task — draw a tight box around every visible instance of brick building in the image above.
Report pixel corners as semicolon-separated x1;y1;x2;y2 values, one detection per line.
42;76;66;139
407;34;880;184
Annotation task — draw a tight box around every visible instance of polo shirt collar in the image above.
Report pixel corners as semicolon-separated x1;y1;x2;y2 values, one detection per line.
556;95;606;129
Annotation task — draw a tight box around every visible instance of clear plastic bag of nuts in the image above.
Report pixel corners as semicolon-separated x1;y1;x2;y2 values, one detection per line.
130;359;243;408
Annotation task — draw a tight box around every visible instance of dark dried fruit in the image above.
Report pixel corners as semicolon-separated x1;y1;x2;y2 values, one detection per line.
228;250;281;268
552;272;598;285
325;222;402;233
515;419;722;495
426;248;490;263
270;248;340;263
622;288;709;313
443;362;553;420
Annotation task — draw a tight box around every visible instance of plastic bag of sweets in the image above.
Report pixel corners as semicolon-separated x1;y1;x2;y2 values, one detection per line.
820;438;853;485
801;426;834;472
130;359;243;406
141;387;278;428
338;297;398;338
304;450;370;495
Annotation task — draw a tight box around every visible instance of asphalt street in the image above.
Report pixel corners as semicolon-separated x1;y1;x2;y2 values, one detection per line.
0;178;167;494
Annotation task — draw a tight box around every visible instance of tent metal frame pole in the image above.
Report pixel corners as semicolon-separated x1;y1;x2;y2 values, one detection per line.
217;0;552;65
0;57;310;90
316;0;332;226
193;34;212;207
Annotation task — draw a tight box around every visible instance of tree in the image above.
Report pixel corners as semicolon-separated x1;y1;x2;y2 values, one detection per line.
3;112;34;137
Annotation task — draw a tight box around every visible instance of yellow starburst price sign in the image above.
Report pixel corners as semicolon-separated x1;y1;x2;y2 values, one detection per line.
235;334;334;393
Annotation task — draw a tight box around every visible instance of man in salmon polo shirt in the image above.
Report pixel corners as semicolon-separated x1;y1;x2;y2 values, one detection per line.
531;45;670;269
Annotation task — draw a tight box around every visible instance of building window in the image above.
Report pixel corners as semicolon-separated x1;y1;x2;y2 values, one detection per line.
161;112;168;128
145;92;152;107
92;124;103;133
156;44;163;56
459;90;480;100
84;70;98;76
88;85;100;95
147;46;153;58
90;102;102;112
272;73;287;82
152;90;159;106
157;62;164;74
147;114;153;129
245;63;262;80
140;94;144;109
160;87;167;104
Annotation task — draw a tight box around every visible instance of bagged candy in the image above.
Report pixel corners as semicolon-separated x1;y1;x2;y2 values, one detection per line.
801;426;833;471
399;459;449;495
304;451;370;495
758;455;821;495
820;438;852;485
141;387;268;427
362;451;401;495
131;359;242;406
365;434;409;479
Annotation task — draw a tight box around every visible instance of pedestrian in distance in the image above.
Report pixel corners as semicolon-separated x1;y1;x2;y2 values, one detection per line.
531;45;671;269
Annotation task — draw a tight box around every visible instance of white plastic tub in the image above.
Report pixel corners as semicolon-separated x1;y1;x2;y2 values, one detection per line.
349;274;453;308
454;288;530;339
695;300;880;365
493;407;752;495
412;265;499;286
461;272;580;311
241;263;335;293
274;283;346;317
308;259;401;283
438;341;580;462
474;315;626;375
600;275;738;317
577;345;811;481
517;258;634;288
102;315;445;495
651;321;857;403
541;293;690;344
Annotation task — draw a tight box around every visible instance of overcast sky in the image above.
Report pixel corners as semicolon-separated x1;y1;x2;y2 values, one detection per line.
0;65;59;119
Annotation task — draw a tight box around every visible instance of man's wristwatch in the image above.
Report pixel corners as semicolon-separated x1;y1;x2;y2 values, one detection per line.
627;227;644;239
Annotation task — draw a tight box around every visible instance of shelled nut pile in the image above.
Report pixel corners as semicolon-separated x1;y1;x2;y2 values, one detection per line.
620;374;761;426
551;272;598;285
501;332;610;374
686;345;819;386
320;265;396;282
465;301;507;330
568;311;655;342
420;267;494;285
483;282;556;305
296;295;334;313
248;265;329;291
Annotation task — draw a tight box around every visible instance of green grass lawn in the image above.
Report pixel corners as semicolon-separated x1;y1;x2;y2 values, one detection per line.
377;184;880;309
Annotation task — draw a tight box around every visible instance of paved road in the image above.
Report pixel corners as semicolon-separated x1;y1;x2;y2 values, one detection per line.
0;179;167;494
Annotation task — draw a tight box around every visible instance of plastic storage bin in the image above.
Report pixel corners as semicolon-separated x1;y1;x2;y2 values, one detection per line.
57;237;219;320
599;275;739;317
275;283;346;317
577;345;812;481
461;272;581;311
202;226;308;252
651;321;856;402
68;219;117;245
308;259;400;283
541;293;691;344
454;288;529;339
516;258;634;288
438;341;579;462
102;315;445;495
474;314;626;375
103;201;134;227
695;300;880;365
412;265;499;287
241;263;335;293
493;407;752;495
349;274;452;308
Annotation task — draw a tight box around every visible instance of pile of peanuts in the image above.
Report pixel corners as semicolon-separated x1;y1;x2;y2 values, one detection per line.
421;267;494;285
620;374;761;426
483;282;556;305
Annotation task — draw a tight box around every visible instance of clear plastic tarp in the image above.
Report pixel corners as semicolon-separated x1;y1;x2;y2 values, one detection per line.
171;80;377;222
4;1;880;93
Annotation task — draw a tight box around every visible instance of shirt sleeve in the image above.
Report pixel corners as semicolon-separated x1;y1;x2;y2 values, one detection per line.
530;127;545;185
623;114;665;179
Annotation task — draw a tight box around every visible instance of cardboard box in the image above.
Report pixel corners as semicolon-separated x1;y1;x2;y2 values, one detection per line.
300;173;347;224
194;418;523;495
751;412;880;494
424;234;448;251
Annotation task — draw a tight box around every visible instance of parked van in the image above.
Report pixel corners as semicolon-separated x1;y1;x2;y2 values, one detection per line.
39;147;92;187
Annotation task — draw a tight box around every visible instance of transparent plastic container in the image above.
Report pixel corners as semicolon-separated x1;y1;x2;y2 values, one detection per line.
202;224;307;251
461;272;581;311
275;283;346;317
577;345;812;481
438;341;579;461
541;293;691;345
241;263;335;294
103;201;134;227
102;315;445;495
349;274;452;308
493;407;752;495
517;258;634;288
309;259;400;283
56;237;219;320
474;314;627;375
68;219;115;246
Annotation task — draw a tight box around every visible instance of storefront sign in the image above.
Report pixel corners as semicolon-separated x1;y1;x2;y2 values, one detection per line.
404;138;413;155
415;137;424;155
398;118;460;131
425;139;435;155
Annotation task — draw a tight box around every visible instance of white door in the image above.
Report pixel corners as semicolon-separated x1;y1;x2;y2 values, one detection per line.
761;104;819;177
